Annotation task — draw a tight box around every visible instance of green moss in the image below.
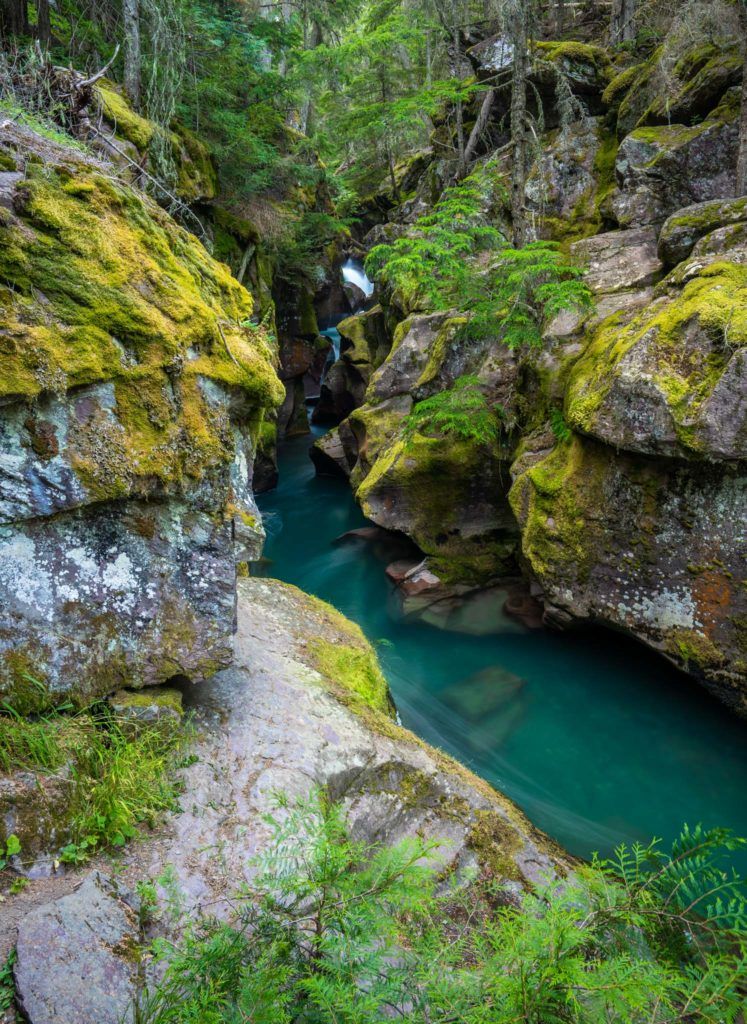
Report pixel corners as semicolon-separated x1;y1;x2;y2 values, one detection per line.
0;649;53;715
667;628;725;671
509;435;608;584
309;637;393;719
95;81;154;151
171;121;218;202
298;289;319;337
0;165;283;500
110;687;184;714
602;63;643;108
0;150;17;171
467;809;522;880
428;545;516;586
566;260;747;452
535;41;612;80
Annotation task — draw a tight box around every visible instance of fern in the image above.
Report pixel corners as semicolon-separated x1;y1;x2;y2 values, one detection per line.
404;375;501;445
135;800;747;1024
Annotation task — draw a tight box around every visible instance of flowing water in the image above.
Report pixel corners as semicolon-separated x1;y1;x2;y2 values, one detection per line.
341;258;375;298
257;340;747;864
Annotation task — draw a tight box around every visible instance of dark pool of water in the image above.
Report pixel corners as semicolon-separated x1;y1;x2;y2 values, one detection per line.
256;426;747;866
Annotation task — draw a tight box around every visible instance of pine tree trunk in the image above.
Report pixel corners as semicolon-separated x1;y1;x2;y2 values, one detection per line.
611;0;636;45
1;0;29;37
510;4;529;247
36;0;50;47
737;2;747;195
453;25;466;176
123;0;141;110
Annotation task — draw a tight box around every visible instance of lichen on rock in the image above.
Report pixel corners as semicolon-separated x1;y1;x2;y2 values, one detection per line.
0;147;283;707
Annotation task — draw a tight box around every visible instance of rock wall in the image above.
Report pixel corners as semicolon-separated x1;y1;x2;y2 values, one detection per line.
313;38;747;711
0;136;283;709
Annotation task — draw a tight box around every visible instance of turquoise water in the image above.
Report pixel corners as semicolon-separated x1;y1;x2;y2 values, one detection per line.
256;426;747;864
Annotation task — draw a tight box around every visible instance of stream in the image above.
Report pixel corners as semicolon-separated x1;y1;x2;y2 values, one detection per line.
256;341;747;867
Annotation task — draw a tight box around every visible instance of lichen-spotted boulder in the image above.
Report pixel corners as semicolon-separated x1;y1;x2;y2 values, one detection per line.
606;109;739;228
510;432;746;713
0;155;283;709
566;257;747;460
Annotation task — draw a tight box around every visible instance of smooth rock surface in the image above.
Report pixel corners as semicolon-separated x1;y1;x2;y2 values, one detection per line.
14;873;140;1024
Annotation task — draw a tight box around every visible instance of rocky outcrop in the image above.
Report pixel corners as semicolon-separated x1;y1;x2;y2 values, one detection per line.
322;51;747;707
510;214;747;711
312;305;391;424
14;873;141;1024
0;142;283;709
5;578;566;1022
321;312;522;587
605;109;740;228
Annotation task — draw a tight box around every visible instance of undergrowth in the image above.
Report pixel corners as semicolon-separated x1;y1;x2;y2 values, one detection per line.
0;696;188;864
133;792;747;1024
404;375;502;445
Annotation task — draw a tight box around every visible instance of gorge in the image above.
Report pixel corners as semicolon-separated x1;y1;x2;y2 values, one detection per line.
1;0;746;1020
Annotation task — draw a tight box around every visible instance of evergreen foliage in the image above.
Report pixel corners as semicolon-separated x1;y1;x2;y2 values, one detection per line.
135;792;747;1024
367;169;593;348
404;375;502;444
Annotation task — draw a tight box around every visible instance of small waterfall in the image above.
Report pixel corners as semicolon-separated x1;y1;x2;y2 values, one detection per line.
342;257;374;298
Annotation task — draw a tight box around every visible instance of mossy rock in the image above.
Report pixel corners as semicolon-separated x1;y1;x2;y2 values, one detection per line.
510;434;747;712
355;429;516;576
95;80;154;151
171;121;218;203
535;41;612;92
658;197;747;267
614;41;742;138
566;259;747;459
0;163;282;502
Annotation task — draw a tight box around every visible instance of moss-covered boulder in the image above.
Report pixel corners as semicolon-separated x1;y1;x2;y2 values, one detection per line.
566;258;747;460
94;81;218;203
355;430;517;582
613;42;742;139
0;152;282;708
607;110;740;228
510;433;747;713
658;197;747;267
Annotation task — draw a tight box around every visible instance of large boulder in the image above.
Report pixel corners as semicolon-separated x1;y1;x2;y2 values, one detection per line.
566;257;747;461
14;873;141;1024
0;152;282;709
612;42;742;138
606;109;739;228
510;433;747;713
658;196;747;267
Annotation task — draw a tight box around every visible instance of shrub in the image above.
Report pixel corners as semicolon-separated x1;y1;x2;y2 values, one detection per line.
134;792;747;1023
